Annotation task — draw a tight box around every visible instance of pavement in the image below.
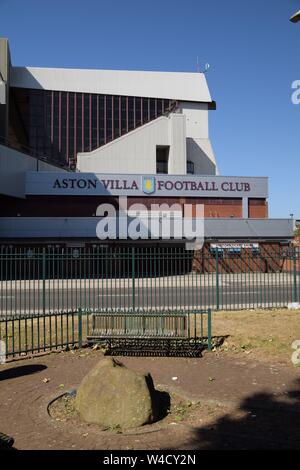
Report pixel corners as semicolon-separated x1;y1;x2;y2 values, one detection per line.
0;350;300;449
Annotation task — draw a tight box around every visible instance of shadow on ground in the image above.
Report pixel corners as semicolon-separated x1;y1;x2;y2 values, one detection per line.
0;364;47;381
172;378;300;450
146;374;171;423
212;335;230;348
100;336;230;358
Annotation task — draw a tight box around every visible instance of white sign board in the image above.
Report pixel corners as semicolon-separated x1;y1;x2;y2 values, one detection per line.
26;172;268;198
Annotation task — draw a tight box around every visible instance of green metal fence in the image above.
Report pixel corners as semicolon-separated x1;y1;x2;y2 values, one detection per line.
0;308;212;358
0;244;299;357
0;245;299;315
0;310;84;358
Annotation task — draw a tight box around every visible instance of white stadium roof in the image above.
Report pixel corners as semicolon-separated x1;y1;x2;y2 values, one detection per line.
10;66;212;103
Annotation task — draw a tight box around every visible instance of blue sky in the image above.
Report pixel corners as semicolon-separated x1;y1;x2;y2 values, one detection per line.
1;0;299;218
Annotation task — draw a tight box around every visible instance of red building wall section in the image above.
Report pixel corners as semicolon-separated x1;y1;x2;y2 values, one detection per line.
0;195;268;219
192;242;292;274
248;199;268;218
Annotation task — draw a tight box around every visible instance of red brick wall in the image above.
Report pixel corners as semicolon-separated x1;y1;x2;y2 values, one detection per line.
283;236;300;272
0;195;251;219
248;199;268;218
192;242;291;274
203;202;242;218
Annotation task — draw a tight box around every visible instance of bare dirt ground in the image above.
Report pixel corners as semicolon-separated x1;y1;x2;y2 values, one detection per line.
0;309;300;450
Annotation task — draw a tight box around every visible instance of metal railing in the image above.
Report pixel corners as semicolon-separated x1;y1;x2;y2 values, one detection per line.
0;244;299;357
0;310;83;358
0;245;299;314
0;307;212;358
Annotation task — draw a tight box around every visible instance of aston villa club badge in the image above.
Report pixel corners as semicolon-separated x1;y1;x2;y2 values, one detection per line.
142;176;156;194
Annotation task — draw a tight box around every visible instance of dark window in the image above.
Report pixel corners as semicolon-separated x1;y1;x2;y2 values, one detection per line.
113;95;120;139
121;96;127;134
157;99;162;115
135;97;141;126
128;97;135;130
99;95;105;145
84;94;90;151
76;93;82;153
9;87;175;168
187;161;194;174
142;98;149;123
150;98;156;119
106;95;112;142
163;99;170;113
68;92;75;160
156;146;169;174
61;92;67;160
91;94;98;149
52;92;60;157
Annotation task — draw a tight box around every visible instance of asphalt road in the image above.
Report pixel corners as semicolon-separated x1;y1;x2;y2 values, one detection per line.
0;282;297;316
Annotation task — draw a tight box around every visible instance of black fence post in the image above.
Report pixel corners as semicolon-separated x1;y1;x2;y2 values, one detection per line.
78;308;83;349
42;248;46;316
132;247;135;312
207;308;212;351
216;249;220;310
293;246;298;303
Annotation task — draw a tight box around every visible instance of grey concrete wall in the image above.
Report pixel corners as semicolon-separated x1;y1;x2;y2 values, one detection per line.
0;38;10;141
0;217;293;240
0;145;66;198
77;116;170;174
168;114;187;174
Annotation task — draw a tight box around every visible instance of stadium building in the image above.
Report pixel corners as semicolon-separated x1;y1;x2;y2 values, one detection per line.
0;37;293;266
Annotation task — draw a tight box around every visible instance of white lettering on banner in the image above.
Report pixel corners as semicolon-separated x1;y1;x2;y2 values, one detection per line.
210;243;259;249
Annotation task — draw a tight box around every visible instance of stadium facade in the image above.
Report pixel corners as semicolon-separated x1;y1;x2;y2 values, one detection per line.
0;37;293;255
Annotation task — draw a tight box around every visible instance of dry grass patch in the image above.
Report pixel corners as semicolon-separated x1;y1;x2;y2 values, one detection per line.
212;309;300;363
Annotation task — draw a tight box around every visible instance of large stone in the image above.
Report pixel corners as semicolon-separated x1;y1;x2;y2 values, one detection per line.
75;358;156;429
